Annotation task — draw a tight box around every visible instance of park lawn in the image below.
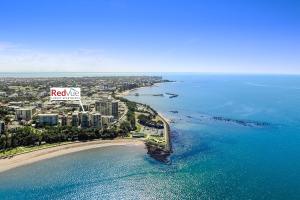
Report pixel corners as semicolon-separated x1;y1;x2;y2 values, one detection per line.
145;138;166;148
0;142;72;157
136;123;142;132
147;135;166;145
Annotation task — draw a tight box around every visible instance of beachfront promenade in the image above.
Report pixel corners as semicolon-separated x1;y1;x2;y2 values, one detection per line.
157;113;171;152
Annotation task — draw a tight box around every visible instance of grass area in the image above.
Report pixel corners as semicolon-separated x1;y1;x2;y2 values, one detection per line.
0;142;72;157
154;115;160;122
147;135;166;145
136;123;142;132
145;138;166;148
123;134;133;139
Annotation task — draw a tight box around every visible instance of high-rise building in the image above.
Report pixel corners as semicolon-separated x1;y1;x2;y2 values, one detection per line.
38;114;58;126
111;101;119;119
95;101;100;112
81;112;90;128
0;121;5;134
80;104;90;112
15;107;36;121
91;113;101;129
72;112;79;127
95;100;111;116
95;99;118;118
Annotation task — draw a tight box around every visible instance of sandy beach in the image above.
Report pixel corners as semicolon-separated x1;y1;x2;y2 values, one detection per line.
117;84;158;97
0;139;144;173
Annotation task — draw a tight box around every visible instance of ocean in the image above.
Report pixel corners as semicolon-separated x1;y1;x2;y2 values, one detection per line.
1;74;300;199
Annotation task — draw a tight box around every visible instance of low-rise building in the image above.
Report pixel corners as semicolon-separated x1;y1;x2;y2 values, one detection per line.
38;114;58;126
7;106;20;111
15;107;36;121
38;91;48;97
0;92;7;97
9;102;23;107
9;93;18;98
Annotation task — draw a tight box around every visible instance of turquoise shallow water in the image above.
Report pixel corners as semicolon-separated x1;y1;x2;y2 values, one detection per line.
1;74;300;199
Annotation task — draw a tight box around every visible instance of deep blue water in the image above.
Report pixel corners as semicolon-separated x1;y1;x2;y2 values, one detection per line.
1;74;300;199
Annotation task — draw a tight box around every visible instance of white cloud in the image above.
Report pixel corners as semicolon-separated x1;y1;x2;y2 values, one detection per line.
0;41;16;51
1;41;297;74
0;44;114;72
0;42;171;72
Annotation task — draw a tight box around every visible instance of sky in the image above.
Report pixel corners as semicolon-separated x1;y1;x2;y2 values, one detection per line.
0;0;299;73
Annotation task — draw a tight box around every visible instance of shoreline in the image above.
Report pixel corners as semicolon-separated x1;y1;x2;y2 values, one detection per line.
117;85;172;153
0;139;144;173
0;81;172;172
117;81;168;97
117;84;155;97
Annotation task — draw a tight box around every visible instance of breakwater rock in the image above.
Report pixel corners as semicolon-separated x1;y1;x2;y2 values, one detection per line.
170;110;179;114
145;142;171;163
165;93;179;98
212;116;270;127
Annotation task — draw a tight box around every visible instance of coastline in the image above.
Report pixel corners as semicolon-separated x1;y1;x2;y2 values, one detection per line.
117;86;172;154
117;81;167;97
117;85;154;97
0;81;172;172
0;139;144;173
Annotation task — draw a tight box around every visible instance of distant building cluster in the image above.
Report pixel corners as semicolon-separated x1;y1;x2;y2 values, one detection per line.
1;96;120;131
14;97;119;130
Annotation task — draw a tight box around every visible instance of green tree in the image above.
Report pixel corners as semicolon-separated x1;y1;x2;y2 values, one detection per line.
4;116;11;125
119;121;131;137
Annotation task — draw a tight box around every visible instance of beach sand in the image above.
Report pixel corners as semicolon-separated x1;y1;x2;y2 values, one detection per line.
0;139;144;173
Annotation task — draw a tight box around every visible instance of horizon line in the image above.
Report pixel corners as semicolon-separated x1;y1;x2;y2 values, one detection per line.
0;71;300;76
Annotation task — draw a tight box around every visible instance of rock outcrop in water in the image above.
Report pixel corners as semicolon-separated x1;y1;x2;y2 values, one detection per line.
145;142;171;163
180;113;270;128
212;116;269;127
165;93;179;98
170;110;179;114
